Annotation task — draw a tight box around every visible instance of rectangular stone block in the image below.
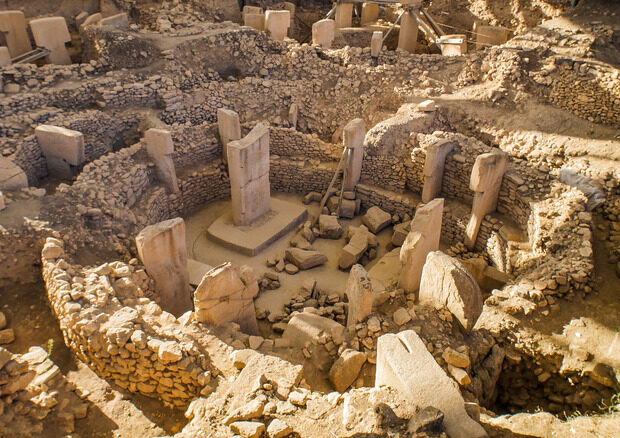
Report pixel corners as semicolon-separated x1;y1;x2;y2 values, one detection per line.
361;3;379;25
335;2;353;28
29;17;71;65
343;118;366;192
244;13;265;31
35;125;85;167
438;34;467;56
312;19;336;48
0;47;11;67
398;12;418;54
144;128;174;156
265;10;290;41
371;31;383;57
475;25;509;50
0;11;32;57
217;108;241;163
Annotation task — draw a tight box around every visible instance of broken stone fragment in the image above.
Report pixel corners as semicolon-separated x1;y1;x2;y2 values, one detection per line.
224;398;265;425
442;347;470;368
419;251;483;332
392;307;412;326
329;349;366;393
361;206;391;234
285;248;327;270
230;421;265;438
318;214;343;239
266;418;292;438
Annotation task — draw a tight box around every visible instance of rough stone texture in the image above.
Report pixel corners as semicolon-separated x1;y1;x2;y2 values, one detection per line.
376;330;487;438
329;349;366;392
285;248;327;270
345;264;373;328
318;214;343;239
399;198;444;293
283;312;345;348
193;263;259;335
419;251;483;332
135;218;191;316
362;206;391;234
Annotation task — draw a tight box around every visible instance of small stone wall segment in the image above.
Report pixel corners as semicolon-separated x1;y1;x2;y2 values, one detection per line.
41;238;210;408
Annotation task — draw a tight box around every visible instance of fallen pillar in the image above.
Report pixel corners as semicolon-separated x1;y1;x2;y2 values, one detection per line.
0;11;32;57
312;19;336;49
217;108;241;164
421;139;455;203
399;198;444;293
193;263;259;335
29;17;72;65
135;218;191;316
419;251;483;332
228;123;271;226
144;128;179;193
265;10;290;41
375;330;487;438
464;151;508;250
345;264;373;328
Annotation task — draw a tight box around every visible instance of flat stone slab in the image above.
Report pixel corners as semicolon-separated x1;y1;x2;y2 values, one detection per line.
187;258;213;287
207;197;307;256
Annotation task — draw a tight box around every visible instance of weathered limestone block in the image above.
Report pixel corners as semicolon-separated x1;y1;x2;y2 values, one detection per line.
419;251;482;332
345;264;373;328
421;139;455;203
335;2;353;28
194;263;259;335
285;248;327;270
265;10;290;41
217;108;241;164
29;17;72;65
100;13;129;28
244;13;265;31
339;225;377;269
0;47;11;67
34;125;84;179
242;6;263;17
438;34;467;56
318;214;343;239
475;24;509;49
361;206;391;234
342;118;366;192
0;157;28;190
399;198;444;293
135;218;191;316
464;151;508;250
398;12;419;54
144;128;179;193
361;3;379;25
371;31;383;57
312;19;336;49
329;349;366;392
228;123;271;226
376;330;487;438
283;312;345;348
0;11;32;57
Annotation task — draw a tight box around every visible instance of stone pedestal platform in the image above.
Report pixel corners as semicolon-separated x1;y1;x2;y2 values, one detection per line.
207;198;307;256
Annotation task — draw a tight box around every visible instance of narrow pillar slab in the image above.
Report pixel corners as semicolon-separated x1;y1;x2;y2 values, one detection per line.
361;3;379;25
371;31;383;57
228;123;271;226
135;218;191;316
421;139;455;203
265;10;290;41
0;157;28;191
217;108;241;164
398;12;418;54
464;151;508;250
438;34;467;56
144;128;179;193
376;330;487;438
312;19;336;49
288;103;298;129
335;2;354;28
0;47;11;67
399;198;444;293
29;17;71;65
283;2;295;26
345;264;373;328
194;263;259;335
0;11;32;57
342;118;366;192
244;13;265;31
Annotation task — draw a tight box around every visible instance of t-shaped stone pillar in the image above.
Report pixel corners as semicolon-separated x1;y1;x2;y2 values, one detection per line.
464;151;508;250
421;139;455;203
345;264;373;328
265;10;290;41
398;12;419;54
342;118;366;192
35;125;85;179
371;31;383;57
29;17;71;65
228;123;271;226
312;19;336;49
335;2;353;28
135;218;191;316
144;128;179;194
361;3;379;25
0;11;32;57
399;198;444;294
217;108;241;164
